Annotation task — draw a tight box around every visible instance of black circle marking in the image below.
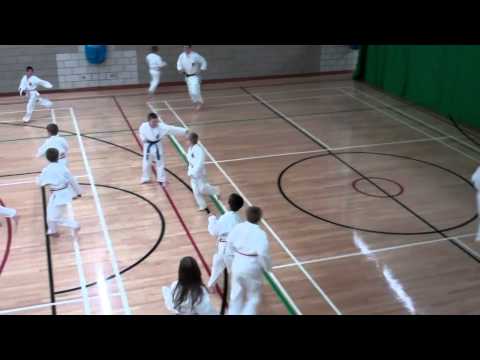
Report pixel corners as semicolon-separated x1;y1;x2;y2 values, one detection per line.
278;151;478;235
54;183;166;295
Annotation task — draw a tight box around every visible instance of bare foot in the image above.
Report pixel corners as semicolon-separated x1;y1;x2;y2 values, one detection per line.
73;226;81;238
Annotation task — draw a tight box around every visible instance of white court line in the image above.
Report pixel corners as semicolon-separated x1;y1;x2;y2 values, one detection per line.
0;175;88;188
152;93;353;112
0;107;71;116
206;136;451;165
0;292;122;315
340;88;480;163
50;108;57;124
69;107;132;315
155;101;302;316
251;93;332;150
273;232;478;270
161;100;342;315
67;203;92;315
149;85;356;106
53;107;91;315
351;86;480;144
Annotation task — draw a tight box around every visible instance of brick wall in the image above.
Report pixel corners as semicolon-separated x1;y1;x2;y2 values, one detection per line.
0;45;358;93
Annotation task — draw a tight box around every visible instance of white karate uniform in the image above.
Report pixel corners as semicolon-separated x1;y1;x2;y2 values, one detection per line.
472;167;480;241
162;281;217;315
18;75;53;122
36;135;69;167
207;211;243;288
177;51;208;104
0;206;16;218
187;144;219;210
37;162;82;235
227;222;271;315
146;53;167;95
139;121;187;183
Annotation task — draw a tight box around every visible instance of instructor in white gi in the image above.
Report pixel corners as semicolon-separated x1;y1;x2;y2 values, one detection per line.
139;113;188;185
177;45;208;111
18;66;53;123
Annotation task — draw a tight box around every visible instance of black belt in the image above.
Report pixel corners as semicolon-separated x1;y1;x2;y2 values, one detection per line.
50;185;68;193
184;73;198;78
146;140;161;161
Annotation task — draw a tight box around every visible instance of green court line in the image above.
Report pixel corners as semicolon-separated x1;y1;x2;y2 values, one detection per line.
165;130;299;315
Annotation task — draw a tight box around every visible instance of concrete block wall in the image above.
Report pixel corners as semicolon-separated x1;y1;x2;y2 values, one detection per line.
56;46;138;89
0;45;358;94
320;45;359;72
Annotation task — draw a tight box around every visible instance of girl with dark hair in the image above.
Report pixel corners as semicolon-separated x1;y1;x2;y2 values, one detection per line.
163;257;216;315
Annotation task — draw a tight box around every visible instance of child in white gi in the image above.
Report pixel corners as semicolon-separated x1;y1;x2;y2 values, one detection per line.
18;66;53;123
36;123;69;167
37;148;82;238
177;45;208;111
207;194;244;289
0;205;19;228
187;132;220;212
139;113;188;185
227;207;271;315
146;46;168;97
163;256;217;315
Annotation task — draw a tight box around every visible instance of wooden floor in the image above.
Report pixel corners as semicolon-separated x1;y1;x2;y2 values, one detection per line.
1;73;480;315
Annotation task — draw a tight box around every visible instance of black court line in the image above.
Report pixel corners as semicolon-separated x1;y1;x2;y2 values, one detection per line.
0;171;41;179
0;129;132;145
0;76;354;107
362;97;480;158
54;183;166;295
41;187;56;315
449;115;480;149
0;128;133;145
242;86;480;264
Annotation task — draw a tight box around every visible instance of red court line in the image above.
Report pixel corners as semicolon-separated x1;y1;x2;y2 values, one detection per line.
0;200;13;276
112;97;224;299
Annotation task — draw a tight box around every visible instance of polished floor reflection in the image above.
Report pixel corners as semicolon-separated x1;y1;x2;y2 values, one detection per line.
0;73;479;315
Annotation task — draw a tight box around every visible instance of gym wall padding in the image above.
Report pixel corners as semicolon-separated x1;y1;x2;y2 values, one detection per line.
354;45;480;128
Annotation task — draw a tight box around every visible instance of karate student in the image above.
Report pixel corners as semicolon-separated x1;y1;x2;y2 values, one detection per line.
187;132;220;212
18;66;54;123
146;46;167;97
37;148;82;238
162;257;217;315
0;205;19;227
36;123;69;167
139;113;188;185
472;167;480;241
207;194;244;289
227;206;271;316
177;45;208;111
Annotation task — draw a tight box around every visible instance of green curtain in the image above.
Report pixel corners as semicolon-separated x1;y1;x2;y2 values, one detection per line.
354;45;480;128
